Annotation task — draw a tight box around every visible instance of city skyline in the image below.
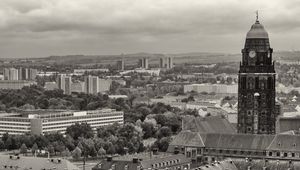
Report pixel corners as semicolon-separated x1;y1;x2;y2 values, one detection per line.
1;0;300;58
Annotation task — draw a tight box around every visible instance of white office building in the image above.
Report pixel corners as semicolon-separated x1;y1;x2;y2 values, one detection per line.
0;109;124;136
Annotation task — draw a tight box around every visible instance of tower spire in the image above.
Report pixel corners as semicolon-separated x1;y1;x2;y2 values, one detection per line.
256;10;259;22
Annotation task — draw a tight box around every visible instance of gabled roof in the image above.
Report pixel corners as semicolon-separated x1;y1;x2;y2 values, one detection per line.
267;134;300;152
201;133;274;151
192;159;238;170
182;116;236;134
0;155;79;170
169;131;205;147
141;154;190;169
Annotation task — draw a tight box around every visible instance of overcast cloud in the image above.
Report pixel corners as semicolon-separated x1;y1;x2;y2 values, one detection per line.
0;0;300;58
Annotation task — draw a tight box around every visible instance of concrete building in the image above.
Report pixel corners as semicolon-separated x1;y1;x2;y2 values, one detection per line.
116;60;125;71
184;84;238;94
71;81;85;93
92;154;191;170
4;68;19;80
0;155;79;170
84;76;112;94
99;79;112;92
160;57;174;69
0;109;124;136
57;75;72;95
4;68;37;81
44;82;58;90
29;68;37;80
0;80;36;89
139;58;149;69
85;75;99;94
73;69;109;75
18;68;29;80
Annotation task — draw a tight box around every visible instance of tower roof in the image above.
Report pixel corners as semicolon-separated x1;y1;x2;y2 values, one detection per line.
246;20;269;39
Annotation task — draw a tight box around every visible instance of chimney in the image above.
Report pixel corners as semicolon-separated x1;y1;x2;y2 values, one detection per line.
107;156;113;162
133;157;139;163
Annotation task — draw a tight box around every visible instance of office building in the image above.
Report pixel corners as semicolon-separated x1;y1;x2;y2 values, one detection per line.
0;109;124;136
238;17;277;134
57;75;72;95
85;75;99;94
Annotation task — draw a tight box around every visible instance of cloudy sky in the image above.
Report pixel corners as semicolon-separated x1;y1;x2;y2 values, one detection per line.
0;0;300;58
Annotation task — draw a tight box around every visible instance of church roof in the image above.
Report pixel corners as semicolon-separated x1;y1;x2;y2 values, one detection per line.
246;20;269;39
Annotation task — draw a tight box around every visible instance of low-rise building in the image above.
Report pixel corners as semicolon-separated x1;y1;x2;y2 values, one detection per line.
168;131;300;162
0;109;124;136
0;155;79;170
184;84;238;94
92;154;191;170
0;80;36;89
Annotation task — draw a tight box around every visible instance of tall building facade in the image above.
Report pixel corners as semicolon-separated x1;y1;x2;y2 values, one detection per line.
4;68;37;81
159;57;173;69
57;75;72;95
4;68;19;80
85;75;99;94
238;18;277;134
139;58;149;69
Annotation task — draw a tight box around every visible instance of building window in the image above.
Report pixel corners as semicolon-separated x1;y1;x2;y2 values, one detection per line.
284;153;288;157
269;152;272;156
292;153;295;157
277;152;280;157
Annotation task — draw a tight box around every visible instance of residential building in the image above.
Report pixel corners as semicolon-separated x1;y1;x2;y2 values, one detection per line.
57;75;72;95
4;68;19;80
73;69;109;75
85;75;99;94
0;109;124;136
18;68;29;80
238;17;277;134
44;82;58;90
99;79;112;92
92;154;192;170
29;68;37;80
159;57;174;69
0;155;79;170
71;81;85;93
116;60;125;71
139;58;149;69
184;84;238;94
0;80;36;89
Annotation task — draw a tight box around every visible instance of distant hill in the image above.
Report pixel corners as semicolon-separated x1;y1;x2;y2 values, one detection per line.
2;51;300;66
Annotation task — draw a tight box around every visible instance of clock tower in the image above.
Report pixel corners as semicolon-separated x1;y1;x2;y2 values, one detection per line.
238;16;277;134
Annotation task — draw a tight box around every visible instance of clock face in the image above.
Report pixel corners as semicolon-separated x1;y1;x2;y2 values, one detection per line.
249;50;256;58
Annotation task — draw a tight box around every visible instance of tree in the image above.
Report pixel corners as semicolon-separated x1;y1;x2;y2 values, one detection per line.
156;126;172;139
155;137;171;152
62;148;71;157
97;147;106;158
66;123;94;140
72;147;82;160
20;143;28;155
31;143;39;155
